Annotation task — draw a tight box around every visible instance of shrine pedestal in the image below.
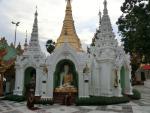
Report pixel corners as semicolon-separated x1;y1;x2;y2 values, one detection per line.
53;92;77;104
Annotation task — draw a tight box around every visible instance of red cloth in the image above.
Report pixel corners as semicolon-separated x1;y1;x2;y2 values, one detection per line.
143;65;150;70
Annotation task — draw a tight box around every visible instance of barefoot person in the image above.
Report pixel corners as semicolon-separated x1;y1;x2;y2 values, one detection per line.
27;75;36;109
27;93;34;109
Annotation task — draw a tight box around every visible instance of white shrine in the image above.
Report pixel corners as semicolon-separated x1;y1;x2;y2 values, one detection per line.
13;0;133;100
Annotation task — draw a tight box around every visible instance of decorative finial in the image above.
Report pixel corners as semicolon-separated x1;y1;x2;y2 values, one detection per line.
66;0;72;8
66;0;72;2
35;6;38;16
104;0;107;8
99;7;102;25
25;30;27;43
103;0;108;14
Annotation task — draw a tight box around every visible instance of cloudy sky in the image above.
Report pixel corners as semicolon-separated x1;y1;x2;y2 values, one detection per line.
0;0;124;54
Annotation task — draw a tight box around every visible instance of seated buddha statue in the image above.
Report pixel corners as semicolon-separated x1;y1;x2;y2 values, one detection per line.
55;65;77;93
63;72;73;86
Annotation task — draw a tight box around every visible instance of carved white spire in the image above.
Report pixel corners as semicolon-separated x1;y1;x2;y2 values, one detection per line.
90;0;118;58
101;0;113;34
28;7;41;52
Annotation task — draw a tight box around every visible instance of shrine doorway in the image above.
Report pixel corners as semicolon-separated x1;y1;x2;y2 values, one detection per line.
24;67;36;97
53;59;78;104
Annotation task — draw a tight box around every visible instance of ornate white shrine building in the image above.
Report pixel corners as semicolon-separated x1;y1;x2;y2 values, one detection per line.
13;0;133;100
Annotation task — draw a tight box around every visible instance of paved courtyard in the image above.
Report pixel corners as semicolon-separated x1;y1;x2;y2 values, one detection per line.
0;85;150;113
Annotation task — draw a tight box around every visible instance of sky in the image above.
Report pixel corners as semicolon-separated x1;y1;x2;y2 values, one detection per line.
0;0;124;54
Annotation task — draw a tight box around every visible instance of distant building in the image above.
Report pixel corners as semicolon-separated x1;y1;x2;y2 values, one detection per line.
0;37;23;96
135;64;150;84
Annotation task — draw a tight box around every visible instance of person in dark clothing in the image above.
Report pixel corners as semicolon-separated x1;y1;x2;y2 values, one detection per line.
27;93;34;109
27;76;36;109
66;93;72;106
63;93;72;106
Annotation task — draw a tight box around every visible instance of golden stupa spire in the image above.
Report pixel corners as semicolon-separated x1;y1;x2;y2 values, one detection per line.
56;0;82;51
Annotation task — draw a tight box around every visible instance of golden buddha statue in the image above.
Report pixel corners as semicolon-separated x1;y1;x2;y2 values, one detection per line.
55;65;77;93
63;73;73;86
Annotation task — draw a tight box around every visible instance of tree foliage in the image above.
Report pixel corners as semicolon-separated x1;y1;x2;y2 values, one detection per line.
46;40;55;54
117;0;150;73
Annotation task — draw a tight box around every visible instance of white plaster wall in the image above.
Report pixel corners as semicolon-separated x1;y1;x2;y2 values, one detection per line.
46;65;54;98
13;67;24;96
91;60;100;96
41;74;47;97
35;67;42;96
99;61;113;97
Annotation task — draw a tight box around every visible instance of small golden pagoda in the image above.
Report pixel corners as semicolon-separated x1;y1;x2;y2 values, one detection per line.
56;0;82;51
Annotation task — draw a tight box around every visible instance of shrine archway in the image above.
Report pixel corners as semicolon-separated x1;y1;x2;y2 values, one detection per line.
24;67;36;96
53;59;78;89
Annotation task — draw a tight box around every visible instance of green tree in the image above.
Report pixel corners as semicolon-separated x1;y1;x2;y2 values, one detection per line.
46;40;55;54
117;0;150;74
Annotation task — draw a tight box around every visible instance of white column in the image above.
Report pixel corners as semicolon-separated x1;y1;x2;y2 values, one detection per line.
117;69;122;96
16;68;24;96
114;69;122;97
125;69;133;95
129;71;133;95
35;67;41;96
41;76;47;97
83;73;90;97
47;66;54;99
78;66;84;97
100;61;113;97
92;66;100;96
97;65;101;96
91;62;100;96
13;67;20;95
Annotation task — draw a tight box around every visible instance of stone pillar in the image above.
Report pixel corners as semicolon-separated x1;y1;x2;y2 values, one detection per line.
47;65;54;99
99;61;113;97
19;68;24;95
93;65;100;96
114;69;122;97
83;73;90;97
35;67;41;96
14;67;24;96
78;66;84;97
13;66;19;95
97;65;101;96
41;75;47;97
125;69;133;95
117;69;122;96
